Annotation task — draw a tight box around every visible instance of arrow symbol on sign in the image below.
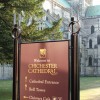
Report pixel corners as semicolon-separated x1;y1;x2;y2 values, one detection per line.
25;84;27;90
23;96;29;99
25;76;27;82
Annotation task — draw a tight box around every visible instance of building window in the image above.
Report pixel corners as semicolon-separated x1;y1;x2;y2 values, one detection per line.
91;25;94;34
89;39;92;48
89;57;92;66
97;35;100;44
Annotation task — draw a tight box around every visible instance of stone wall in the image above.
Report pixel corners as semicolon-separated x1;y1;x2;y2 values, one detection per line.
80;66;100;76
0;64;13;80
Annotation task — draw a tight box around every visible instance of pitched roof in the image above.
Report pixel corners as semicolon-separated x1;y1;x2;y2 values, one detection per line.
85;5;100;17
57;0;70;8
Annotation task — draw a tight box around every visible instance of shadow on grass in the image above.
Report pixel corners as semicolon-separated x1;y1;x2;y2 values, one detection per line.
80;77;100;90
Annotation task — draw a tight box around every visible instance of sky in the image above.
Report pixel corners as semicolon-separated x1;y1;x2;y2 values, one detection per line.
93;0;100;5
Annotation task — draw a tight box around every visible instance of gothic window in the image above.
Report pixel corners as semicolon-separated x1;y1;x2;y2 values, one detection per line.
91;25;94;34
97;35;100;44
89;39;92;48
89;57;92;66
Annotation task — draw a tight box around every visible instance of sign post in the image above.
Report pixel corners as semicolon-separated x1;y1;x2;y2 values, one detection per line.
69;17;80;100
12;17;80;100
12;24;21;100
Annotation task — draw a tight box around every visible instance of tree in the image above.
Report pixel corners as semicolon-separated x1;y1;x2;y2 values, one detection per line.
0;0;63;63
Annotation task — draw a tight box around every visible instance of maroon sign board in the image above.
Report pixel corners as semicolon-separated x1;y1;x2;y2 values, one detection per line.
19;41;70;100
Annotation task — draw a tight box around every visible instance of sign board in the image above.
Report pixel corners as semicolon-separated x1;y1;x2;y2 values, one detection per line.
19;41;70;100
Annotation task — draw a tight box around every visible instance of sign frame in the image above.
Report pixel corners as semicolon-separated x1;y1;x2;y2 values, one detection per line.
18;40;70;100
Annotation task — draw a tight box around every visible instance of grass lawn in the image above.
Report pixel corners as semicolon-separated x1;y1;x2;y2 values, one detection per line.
80;77;100;100
0;80;12;100
0;77;100;100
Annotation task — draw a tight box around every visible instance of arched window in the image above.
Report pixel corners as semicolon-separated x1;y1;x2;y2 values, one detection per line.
89;57;92;66
89;39;92;48
91;25;94;34
97;35;100;44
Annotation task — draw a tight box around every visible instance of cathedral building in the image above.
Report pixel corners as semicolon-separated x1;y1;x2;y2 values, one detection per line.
1;0;100;80
41;0;100;76
80;5;100;76
41;0;72;39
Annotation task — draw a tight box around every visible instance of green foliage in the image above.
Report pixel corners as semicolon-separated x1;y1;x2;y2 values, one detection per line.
23;18;63;41
0;0;63;63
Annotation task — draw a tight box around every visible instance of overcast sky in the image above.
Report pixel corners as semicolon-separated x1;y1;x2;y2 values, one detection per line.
93;0;100;5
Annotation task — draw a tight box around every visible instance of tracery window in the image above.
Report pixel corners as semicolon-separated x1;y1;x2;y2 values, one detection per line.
97;35;100;44
91;25;94;34
89;56;92;66
89;39;92;48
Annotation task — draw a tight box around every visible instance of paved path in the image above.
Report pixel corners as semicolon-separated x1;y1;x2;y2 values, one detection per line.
80;87;100;100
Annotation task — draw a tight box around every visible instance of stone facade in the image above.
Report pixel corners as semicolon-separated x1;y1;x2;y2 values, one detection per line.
41;0;72;39
80;9;100;76
42;0;100;76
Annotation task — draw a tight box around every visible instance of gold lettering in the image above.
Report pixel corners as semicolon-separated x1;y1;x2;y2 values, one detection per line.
28;64;33;68
28;63;58;75
28;69;33;73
